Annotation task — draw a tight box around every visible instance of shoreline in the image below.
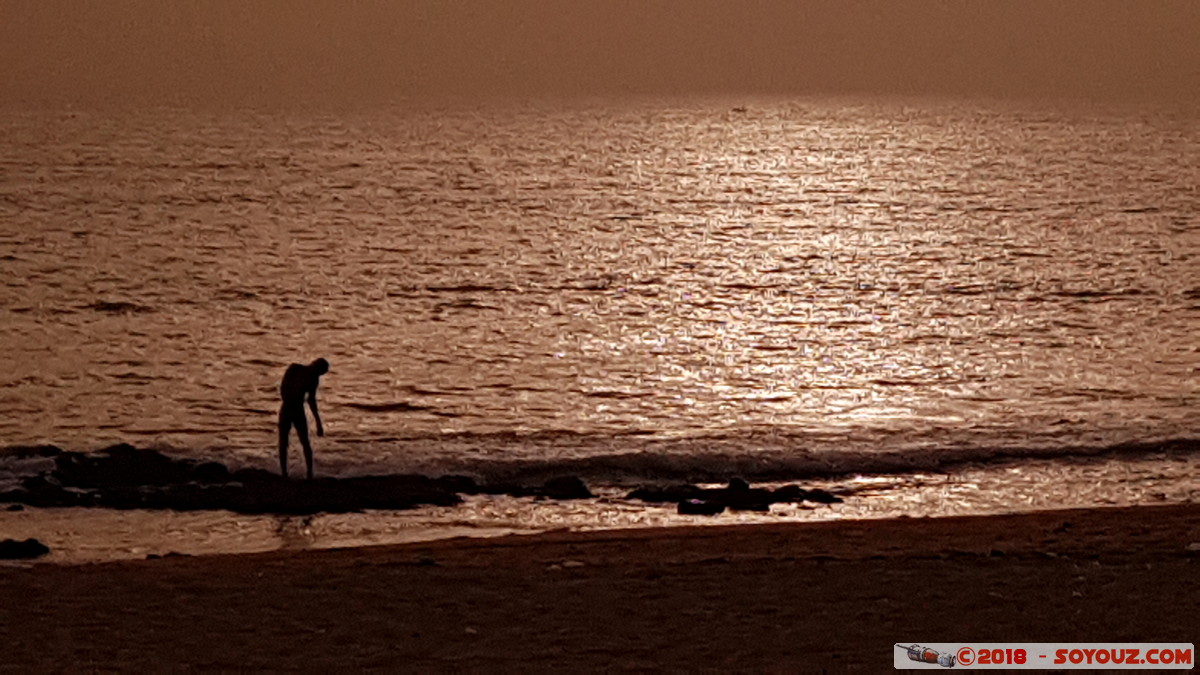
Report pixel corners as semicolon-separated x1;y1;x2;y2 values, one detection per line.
3;438;1198;565
2;503;1196;669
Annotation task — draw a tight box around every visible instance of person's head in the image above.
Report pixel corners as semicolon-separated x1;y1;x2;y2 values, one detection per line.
312;358;329;375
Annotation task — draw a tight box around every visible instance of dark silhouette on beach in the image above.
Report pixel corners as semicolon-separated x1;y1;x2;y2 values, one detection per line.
278;358;329;480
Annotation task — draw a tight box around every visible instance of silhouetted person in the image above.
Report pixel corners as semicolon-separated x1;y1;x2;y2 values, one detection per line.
278;358;329;480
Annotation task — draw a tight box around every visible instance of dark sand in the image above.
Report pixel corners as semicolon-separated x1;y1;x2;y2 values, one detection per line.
2;504;1197;671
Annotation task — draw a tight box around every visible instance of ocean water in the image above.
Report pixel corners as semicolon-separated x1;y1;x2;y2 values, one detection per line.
1;98;1197;560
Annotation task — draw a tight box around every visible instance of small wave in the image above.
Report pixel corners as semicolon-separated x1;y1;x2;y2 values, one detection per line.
433;299;501;312
425;284;514;293
342;401;457;416
214;289;260;301
398;384;474;396
720;282;786;291
1050;289;1147;299
81;300;155;314
123;428;234;436
384;436;1200;485
3;437;1195;490
871;379;915;387
583;390;653;400
110;372;158;383
751;343;795;352
241;407;276;415
942;282;1027;296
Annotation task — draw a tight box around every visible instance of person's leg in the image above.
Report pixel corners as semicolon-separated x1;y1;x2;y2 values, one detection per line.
295;410;314;480
278;405;291;478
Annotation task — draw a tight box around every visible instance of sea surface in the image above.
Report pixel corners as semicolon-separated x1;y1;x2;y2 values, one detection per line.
1;97;1197;561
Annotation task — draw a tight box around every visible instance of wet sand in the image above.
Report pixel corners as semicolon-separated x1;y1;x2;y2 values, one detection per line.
1;503;1197;671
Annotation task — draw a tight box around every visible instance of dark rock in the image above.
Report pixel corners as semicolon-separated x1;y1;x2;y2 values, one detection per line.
333;475;463;511
6;504;24;511
724;496;772;512
478;477;591;500
191;461;231;484
771;485;809;502
803;488;843;504
0;538;50;559
626;484;703;503
15;476;95;507
169;474;459;515
4;443;473;515
771;485;843;504
147;551;191;560
94;486;154;510
630;481;772;510
0;490;27;505
720;479;773;511
540;476;592;500
53;445;194;489
678;499;725;516
0;445;63;459
21;474;60;491
476;481;521;496
632;480;841;512
437;475;479;494
229;467;288;486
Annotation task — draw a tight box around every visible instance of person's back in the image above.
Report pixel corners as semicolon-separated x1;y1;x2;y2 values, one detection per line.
278;358;329;479
280;363;320;404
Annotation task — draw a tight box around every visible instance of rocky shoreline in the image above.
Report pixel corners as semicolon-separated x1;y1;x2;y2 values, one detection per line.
0;444;590;515
0;444;843;517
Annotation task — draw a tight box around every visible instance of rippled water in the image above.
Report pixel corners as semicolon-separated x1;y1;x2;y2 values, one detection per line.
2;98;1198;560
3;99;1196;469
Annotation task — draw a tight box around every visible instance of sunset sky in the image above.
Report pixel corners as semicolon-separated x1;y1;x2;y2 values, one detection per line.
1;0;1197;107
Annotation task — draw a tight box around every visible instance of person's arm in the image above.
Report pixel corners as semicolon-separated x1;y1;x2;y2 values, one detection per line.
308;385;324;436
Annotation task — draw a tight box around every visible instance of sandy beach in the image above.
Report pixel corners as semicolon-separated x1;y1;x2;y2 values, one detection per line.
1;503;1196;671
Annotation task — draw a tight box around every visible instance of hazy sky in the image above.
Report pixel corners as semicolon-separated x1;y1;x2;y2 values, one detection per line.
2;0;1197;107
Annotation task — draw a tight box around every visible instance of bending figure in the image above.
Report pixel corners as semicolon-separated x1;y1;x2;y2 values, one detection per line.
278;358;329;480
